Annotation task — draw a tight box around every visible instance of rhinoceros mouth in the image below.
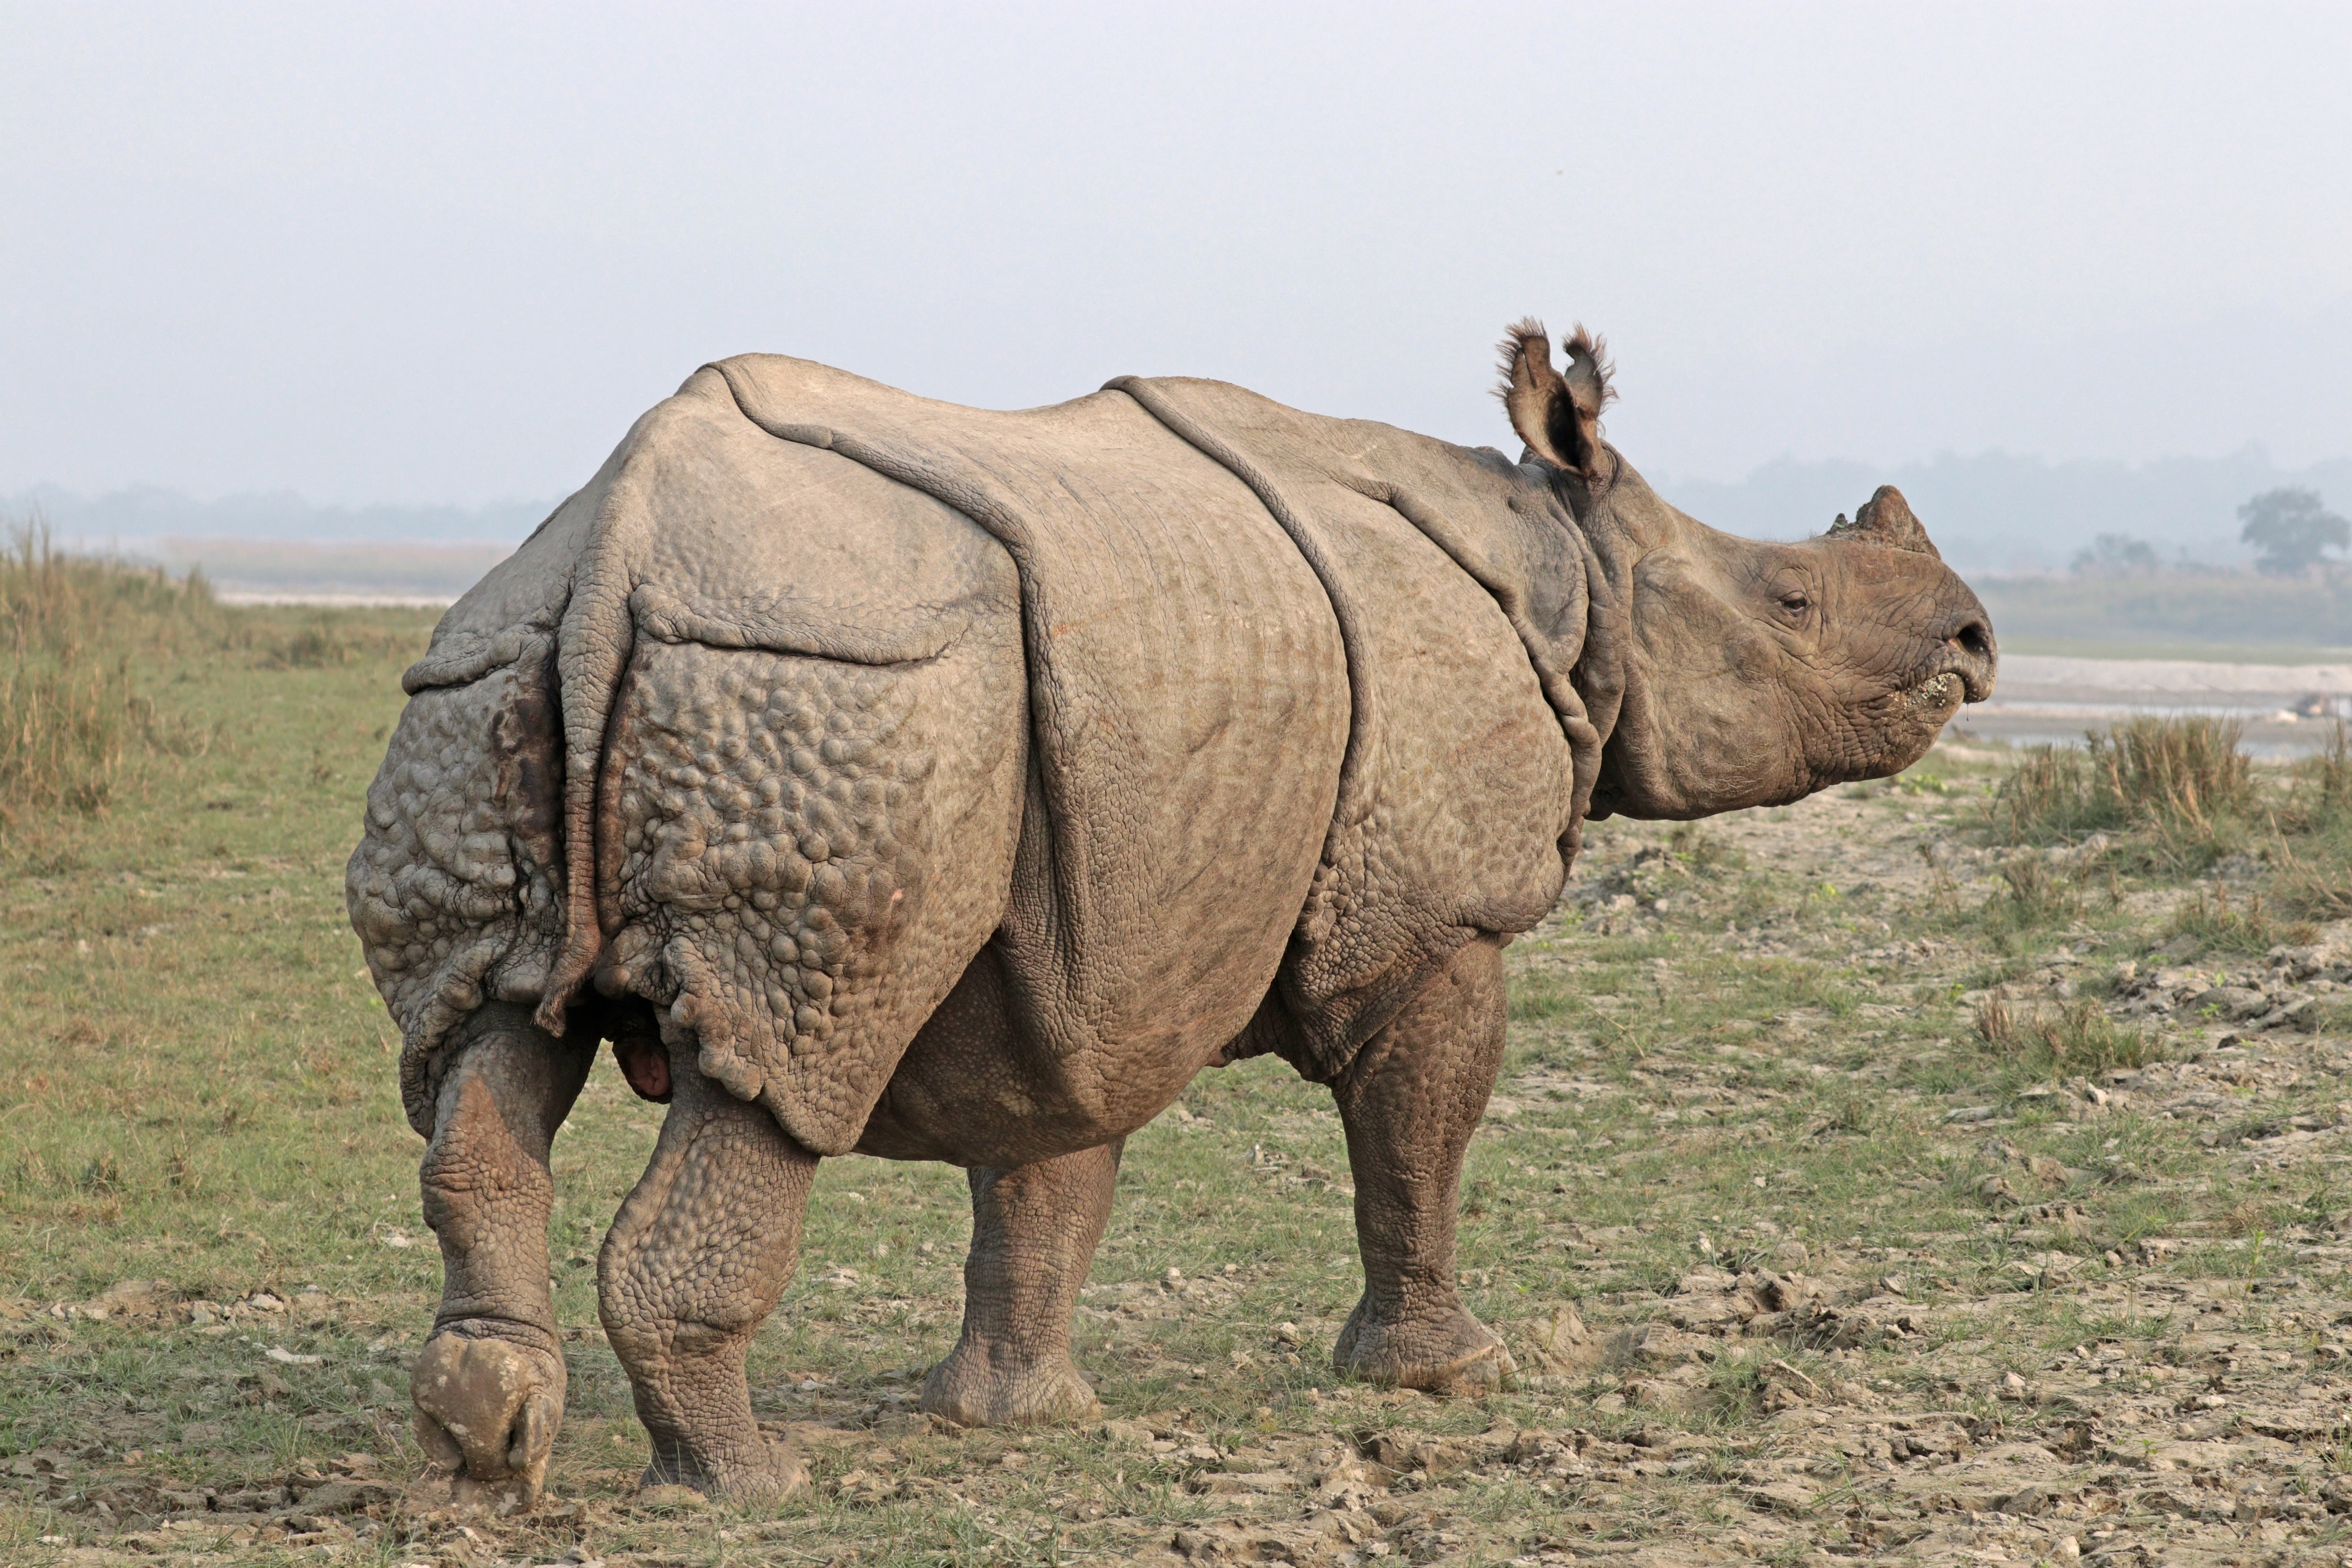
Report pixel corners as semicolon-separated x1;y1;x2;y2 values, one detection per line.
1901;641;1996;709
1899;653;1996;720
1902;670;1968;717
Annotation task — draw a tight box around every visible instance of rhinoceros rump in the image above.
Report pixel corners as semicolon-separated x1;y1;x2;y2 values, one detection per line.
348;323;1994;1506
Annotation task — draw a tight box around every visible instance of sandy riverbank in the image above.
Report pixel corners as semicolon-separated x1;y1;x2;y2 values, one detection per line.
1949;653;2351;755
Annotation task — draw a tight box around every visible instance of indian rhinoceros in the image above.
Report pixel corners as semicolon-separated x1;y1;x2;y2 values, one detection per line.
348;321;1995;1508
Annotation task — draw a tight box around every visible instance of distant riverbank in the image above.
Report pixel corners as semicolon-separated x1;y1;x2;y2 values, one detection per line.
1946;653;2351;757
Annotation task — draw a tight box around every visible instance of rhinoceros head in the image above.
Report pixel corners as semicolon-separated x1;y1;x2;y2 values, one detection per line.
1500;320;1997;820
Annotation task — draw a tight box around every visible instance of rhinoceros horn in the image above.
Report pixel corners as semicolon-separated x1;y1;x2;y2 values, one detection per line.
1826;485;1941;560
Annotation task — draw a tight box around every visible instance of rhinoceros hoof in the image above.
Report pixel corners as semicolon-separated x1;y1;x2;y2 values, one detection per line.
410;1334;565;1513
1332;1298;1516;1395
918;1350;1102;1428
639;1439;808;1501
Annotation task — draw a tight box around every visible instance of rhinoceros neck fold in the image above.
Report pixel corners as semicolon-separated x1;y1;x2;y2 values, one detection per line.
1107;375;1605;866
1102;376;1376;836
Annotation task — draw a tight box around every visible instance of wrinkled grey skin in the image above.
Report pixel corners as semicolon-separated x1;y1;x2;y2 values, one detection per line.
349;323;1994;1508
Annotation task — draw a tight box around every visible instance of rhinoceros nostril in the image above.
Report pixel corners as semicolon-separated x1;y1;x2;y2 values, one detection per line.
1949;621;1993;661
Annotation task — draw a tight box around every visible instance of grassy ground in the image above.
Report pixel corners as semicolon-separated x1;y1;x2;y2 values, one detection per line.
5;584;2352;1567
1973;572;2352;654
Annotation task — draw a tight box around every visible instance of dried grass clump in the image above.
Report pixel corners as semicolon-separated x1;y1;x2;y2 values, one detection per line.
1993;746;2122;842
1;524;220;831
2100;715;2254;825
2028;1000;2160;1075
1994;716;2253;844
2270;722;2352;920
1989;715;2351;944
1977;991;2158;1077
1988;853;2084;929
2167;886;2310;955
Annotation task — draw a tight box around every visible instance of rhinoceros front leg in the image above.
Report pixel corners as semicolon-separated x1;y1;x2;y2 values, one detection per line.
412;1002;596;1514
1330;935;1517;1394
921;1140;1120;1428
598;1057;816;1499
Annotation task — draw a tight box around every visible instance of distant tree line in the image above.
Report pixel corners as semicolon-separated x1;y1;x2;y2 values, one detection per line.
2238;488;2349;577
2070;487;2347;579
2068;534;2163;578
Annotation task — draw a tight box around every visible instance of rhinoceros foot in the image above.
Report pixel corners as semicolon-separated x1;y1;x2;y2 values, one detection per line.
1332;1296;1516;1395
919;1348;1102;1428
410;1333;565;1514
638;1436;808;1501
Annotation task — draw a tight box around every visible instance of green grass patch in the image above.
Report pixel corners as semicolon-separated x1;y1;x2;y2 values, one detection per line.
1984;853;2085;931
1974;572;2352;651
2164;886;2310;956
1508;971;1575;1022
5;564;2350;1564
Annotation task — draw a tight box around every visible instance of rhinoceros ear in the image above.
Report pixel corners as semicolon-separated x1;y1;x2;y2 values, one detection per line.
1497;319;1612;474
1826;485;1942;560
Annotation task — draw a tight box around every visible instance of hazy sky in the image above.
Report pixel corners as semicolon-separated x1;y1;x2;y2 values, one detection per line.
4;2;2347;507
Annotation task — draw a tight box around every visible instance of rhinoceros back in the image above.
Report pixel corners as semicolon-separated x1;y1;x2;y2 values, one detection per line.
354;354;1591;1151
355;361;1353;1152
1109;377;1597;1073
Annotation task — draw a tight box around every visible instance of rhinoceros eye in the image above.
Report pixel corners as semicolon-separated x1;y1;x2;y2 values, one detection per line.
1778;590;1811;615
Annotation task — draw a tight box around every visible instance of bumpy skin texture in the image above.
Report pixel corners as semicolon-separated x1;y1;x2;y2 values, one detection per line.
350;660;567;1136
409;1004;595;1512
350;324;1998;1504
599;1054;817;1498
595;633;1024;1152
921;1141;1122;1428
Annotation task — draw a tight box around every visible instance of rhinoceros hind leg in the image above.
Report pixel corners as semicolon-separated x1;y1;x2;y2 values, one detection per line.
920;1140;1120;1427
413;1004;595;1512
1328;936;1517;1394
599;1060;816;1499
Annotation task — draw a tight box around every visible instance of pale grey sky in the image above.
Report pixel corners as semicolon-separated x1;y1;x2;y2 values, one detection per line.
3;2;2347;507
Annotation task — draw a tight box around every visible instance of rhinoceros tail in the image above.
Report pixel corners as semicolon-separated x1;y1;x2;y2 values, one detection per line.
532;435;658;1036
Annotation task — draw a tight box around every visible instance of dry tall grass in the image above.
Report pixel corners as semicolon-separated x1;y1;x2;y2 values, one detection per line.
1976;989;2158;1076
1993;715;2253;842
0;525;221;831
1989;712;2350;933
2274;721;2352;919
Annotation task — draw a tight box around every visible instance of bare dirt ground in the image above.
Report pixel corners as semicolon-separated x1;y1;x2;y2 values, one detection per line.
7;739;2352;1567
